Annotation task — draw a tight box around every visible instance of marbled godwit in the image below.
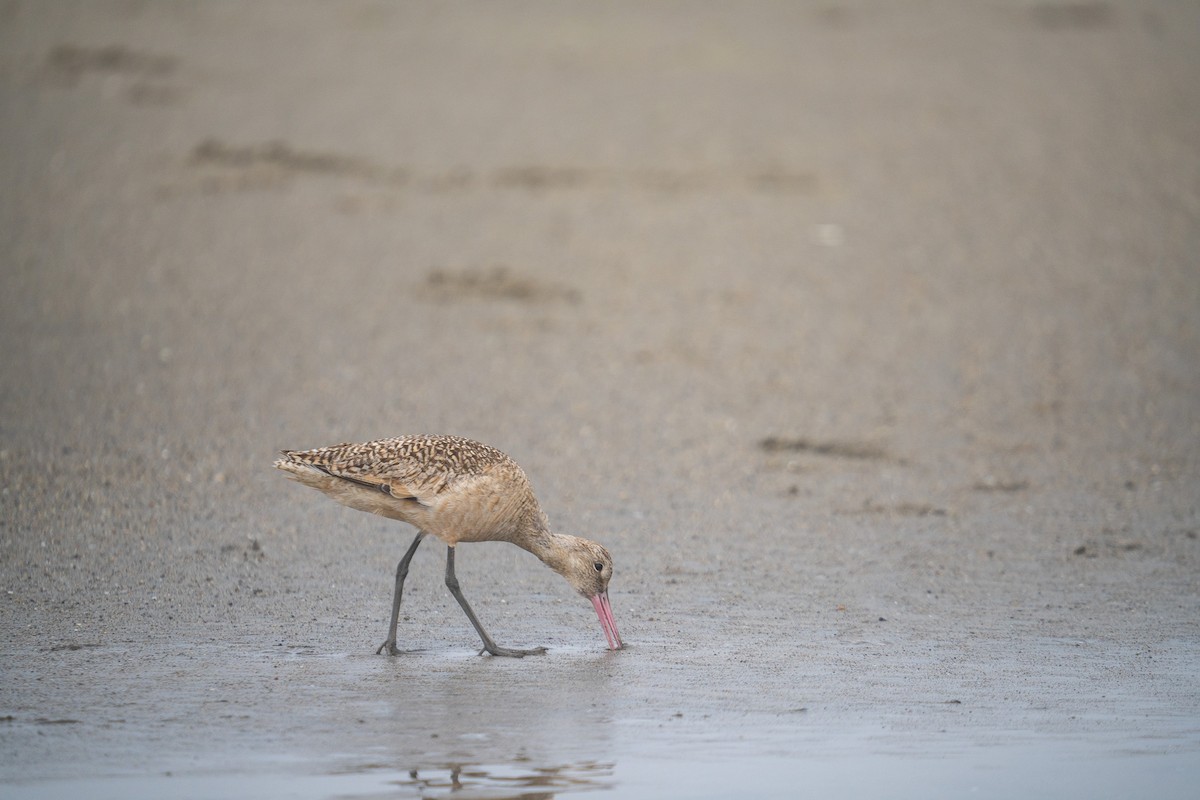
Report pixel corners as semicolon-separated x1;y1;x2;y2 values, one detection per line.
274;435;622;657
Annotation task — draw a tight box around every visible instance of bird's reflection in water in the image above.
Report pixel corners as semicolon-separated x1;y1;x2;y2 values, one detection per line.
394;760;615;799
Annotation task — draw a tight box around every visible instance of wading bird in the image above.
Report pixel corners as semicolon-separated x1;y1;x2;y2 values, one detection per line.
275;435;622;657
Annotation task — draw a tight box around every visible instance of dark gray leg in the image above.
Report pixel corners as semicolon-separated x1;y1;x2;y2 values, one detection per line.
444;545;546;657
376;532;426;655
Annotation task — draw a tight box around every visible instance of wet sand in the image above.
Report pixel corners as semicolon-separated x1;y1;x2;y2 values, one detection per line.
2;2;1198;797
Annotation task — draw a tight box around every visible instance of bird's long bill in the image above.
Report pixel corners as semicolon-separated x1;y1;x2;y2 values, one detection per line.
590;591;623;650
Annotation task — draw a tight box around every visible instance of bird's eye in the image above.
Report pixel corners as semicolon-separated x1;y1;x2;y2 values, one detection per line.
593;561;604;572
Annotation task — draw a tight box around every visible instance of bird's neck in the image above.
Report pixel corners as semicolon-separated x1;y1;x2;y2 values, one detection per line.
518;526;572;575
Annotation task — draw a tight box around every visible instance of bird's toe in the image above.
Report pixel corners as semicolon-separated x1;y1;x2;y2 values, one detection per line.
480;645;548;658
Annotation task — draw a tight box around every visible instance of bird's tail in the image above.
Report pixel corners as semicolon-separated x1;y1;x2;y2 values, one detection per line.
274;451;328;487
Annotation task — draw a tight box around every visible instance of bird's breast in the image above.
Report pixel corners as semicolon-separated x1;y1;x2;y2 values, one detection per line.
424;475;531;545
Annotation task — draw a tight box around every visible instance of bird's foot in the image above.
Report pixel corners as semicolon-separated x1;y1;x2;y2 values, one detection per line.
376;640;402;656
479;645;548;658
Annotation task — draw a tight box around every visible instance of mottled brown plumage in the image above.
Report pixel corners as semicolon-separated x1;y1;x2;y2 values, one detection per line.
275;435;622;656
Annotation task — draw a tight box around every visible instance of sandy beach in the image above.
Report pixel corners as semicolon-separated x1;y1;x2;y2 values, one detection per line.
2;2;1198;797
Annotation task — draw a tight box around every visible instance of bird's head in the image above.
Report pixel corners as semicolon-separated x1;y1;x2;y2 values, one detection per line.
551;535;623;650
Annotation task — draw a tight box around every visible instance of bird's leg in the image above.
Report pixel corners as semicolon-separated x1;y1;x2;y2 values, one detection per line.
376;532;426;656
443;545;547;657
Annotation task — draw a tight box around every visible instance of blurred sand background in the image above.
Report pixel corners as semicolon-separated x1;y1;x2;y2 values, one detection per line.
1;1;1198;795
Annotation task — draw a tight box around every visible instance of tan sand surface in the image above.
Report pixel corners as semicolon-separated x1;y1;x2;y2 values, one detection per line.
2;2;1198;796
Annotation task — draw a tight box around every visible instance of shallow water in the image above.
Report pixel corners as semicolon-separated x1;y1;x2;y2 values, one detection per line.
6;746;1198;800
3;633;1199;799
